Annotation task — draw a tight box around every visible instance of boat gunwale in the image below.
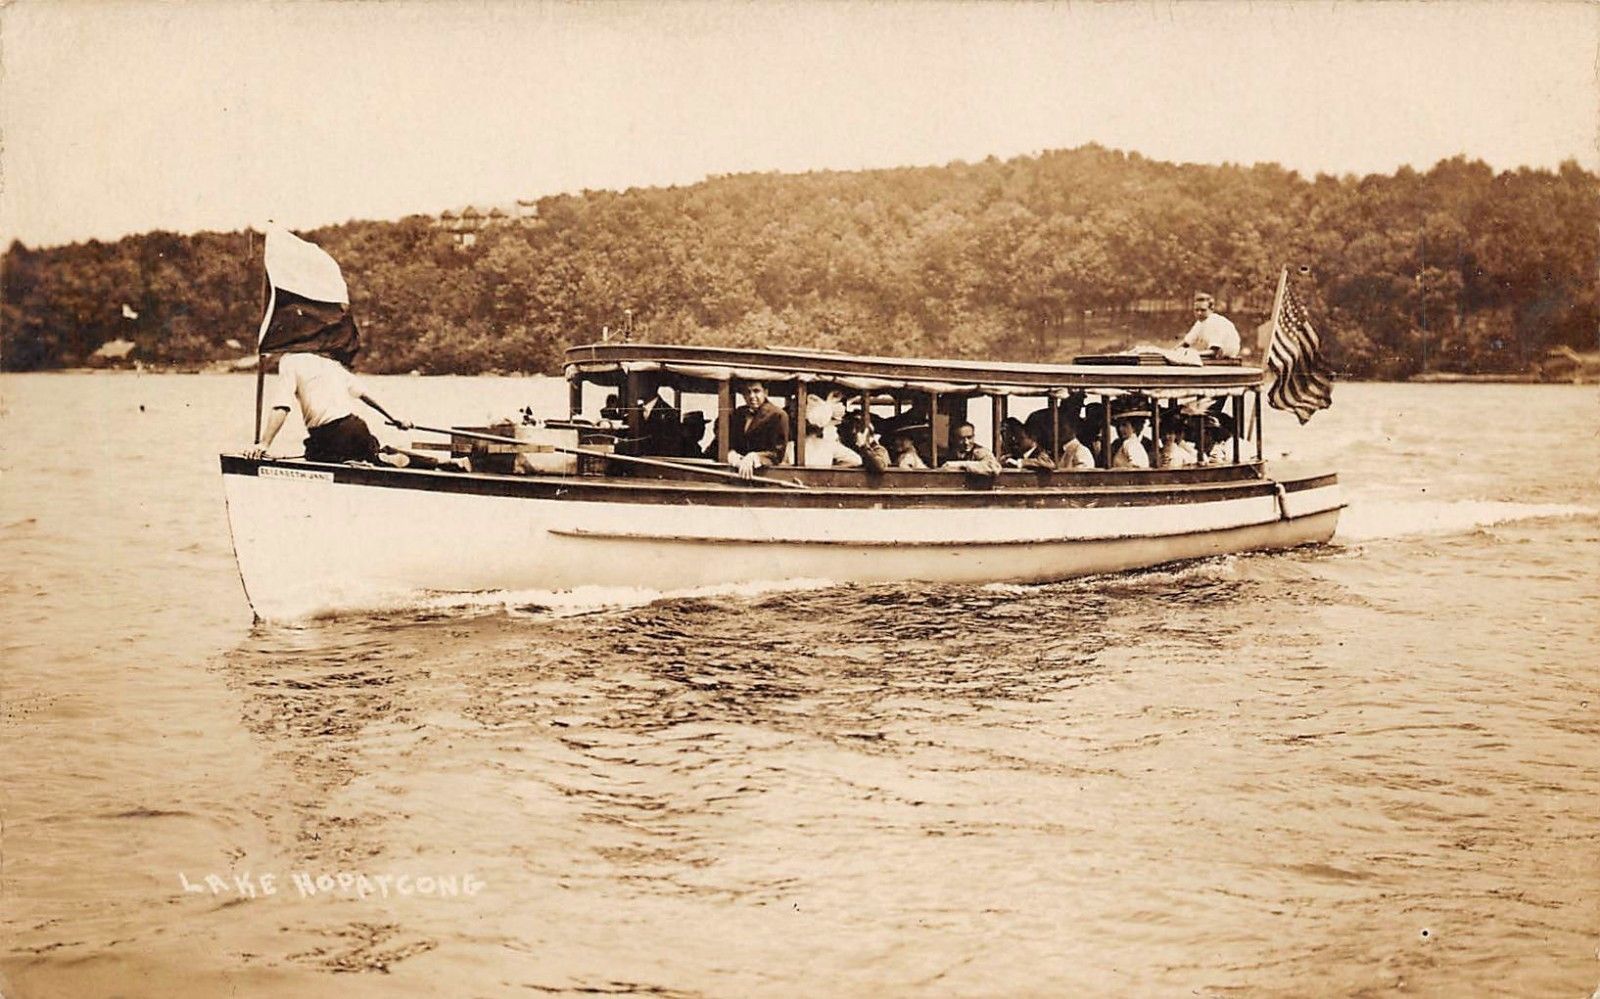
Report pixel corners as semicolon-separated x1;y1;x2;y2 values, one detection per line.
220;454;1336;510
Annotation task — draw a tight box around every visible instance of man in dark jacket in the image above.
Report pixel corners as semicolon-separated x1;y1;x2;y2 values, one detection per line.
728;381;790;479
635;387;684;456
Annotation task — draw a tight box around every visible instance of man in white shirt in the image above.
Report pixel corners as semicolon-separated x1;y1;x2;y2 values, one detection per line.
246;352;450;467
1178;292;1241;359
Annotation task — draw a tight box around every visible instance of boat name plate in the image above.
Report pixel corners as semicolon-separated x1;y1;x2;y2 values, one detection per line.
259;466;336;483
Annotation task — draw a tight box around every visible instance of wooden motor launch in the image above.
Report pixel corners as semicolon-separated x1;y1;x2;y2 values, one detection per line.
221;341;1342;621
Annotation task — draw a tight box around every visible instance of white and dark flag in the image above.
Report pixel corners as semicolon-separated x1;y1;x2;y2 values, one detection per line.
256;226;361;363
1266;273;1334;423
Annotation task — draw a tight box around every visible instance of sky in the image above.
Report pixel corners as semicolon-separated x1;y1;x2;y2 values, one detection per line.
1;0;1595;248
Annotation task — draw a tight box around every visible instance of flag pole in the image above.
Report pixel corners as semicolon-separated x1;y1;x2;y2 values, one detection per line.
1267;265;1289;339
252;228;269;443
253;356;266;442
1258;266;1288;461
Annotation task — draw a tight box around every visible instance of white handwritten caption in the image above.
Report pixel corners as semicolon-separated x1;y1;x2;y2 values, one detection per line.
179;870;483;900
258;467;335;483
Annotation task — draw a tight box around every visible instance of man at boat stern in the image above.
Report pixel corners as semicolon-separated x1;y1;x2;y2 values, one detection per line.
1177;292;1241;359
728;381;790;479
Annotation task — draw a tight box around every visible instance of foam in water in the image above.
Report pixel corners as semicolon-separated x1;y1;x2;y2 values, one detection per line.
261;576;845;625
1336;499;1595;542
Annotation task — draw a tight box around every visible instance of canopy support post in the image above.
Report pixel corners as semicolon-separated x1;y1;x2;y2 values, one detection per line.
1232;393;1241;465
624;369;644;456
1150;398;1161;467
1048;396;1060;458
716;379;732;464
1100;394;1112;468
793;381;808;467
1255;388;1265;463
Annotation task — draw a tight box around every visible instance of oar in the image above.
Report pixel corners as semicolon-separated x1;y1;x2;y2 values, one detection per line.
403;423;810;490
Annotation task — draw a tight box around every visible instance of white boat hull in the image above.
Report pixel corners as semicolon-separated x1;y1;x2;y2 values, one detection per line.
221;458;1342;621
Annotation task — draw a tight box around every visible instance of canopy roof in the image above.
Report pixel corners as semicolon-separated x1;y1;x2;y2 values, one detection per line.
565;343;1265;394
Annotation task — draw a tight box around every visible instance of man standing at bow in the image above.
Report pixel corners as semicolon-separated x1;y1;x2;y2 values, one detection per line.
242;226;456;469
248;349;407;463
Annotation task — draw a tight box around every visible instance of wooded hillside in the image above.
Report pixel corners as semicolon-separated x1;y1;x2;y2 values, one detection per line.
4;145;1594;378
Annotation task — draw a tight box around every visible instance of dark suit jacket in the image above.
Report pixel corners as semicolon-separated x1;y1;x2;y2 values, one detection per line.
730;401;790;464
638;397;684;456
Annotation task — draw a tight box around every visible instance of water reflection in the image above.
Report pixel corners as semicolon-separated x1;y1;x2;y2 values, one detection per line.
214;562;1316;903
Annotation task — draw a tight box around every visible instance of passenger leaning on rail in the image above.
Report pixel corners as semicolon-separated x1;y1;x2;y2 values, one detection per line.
1003;423;1056;471
839;413;891;473
942;422;1002;477
727;380;790;479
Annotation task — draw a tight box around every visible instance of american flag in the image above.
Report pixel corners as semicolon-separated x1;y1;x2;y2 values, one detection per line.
1266;274;1334;423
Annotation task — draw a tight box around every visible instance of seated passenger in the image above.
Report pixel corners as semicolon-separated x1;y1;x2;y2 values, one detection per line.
889;434;929;469
839;413;890;473
1157;424;1196;468
680;411;711;458
1110;416;1151;469
997;416;1027;463
728;380;790;479
1058;427;1096;470
1003;424;1055;471
794;389;862;467
942;421;1002;477
1022;408;1057;457
1203;414;1237;465
636;387;683;456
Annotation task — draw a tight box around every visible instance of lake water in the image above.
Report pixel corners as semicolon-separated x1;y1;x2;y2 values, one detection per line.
1;373;1596;998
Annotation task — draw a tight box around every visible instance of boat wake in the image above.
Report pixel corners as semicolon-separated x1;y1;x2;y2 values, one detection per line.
404;576;844;619
1336;498;1595;542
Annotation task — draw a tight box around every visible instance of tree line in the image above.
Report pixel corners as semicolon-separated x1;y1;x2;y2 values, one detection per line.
3;145;1594;379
